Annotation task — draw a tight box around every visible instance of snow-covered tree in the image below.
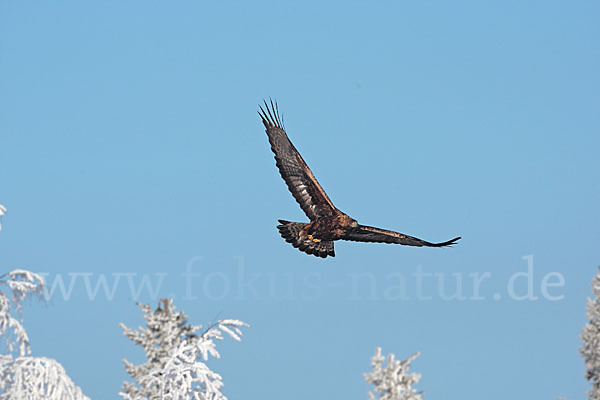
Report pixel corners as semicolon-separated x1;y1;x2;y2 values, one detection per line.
581;267;600;400
364;347;422;400
0;269;90;400
120;299;248;400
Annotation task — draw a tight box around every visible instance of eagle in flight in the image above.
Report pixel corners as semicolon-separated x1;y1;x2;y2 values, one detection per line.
259;100;460;258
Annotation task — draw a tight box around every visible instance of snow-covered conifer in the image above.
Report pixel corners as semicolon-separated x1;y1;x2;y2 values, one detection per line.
364;347;422;400
120;299;248;400
581;267;600;400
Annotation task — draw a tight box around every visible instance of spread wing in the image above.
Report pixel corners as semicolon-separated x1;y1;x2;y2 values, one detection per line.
343;225;461;247
259;100;336;221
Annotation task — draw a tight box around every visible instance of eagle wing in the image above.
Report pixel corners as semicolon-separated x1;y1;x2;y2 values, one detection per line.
343;225;461;247
259;100;336;221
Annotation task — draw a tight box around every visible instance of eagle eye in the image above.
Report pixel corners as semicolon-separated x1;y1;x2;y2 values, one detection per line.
351;221;358;228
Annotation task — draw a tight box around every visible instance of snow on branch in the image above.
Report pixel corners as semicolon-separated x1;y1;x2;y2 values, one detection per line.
0;204;6;231
0;356;90;400
581;267;600;400
0;268;89;400
0;269;45;356
364;347;423;400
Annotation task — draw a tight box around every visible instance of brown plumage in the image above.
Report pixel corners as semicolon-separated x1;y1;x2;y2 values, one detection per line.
259;100;460;258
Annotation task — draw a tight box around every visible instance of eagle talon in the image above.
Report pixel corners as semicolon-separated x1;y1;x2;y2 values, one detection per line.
307;234;321;243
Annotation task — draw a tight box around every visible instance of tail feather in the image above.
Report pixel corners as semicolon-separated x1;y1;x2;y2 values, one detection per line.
276;220;335;258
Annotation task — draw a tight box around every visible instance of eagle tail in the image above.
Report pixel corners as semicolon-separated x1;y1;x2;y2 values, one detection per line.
276;220;335;258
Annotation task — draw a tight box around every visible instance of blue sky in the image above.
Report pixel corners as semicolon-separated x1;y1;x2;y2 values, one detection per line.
1;1;599;398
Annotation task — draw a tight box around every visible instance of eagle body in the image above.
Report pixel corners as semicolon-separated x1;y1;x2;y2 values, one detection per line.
260;100;460;258
305;213;357;241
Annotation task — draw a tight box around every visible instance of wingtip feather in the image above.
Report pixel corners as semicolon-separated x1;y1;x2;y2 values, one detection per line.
436;236;461;247
258;98;283;129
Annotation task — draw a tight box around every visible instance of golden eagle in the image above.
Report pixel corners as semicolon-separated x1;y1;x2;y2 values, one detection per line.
259;100;460;258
